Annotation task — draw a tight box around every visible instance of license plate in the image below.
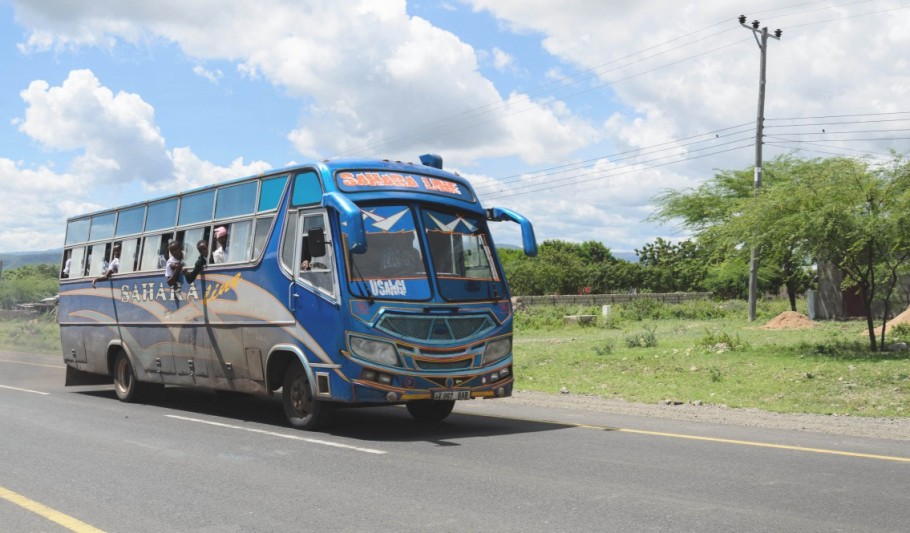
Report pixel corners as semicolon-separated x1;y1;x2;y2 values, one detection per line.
432;390;471;401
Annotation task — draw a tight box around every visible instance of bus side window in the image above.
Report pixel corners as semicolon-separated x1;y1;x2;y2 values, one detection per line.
65;247;86;279
86;242;107;277
280;212;298;274
298;213;334;295
139;233;172;271
61;249;73;278
252;216;273;260
118;238;140;274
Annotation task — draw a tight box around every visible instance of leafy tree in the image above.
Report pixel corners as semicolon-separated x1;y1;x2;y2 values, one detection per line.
0;263;58;309
635;238;708;293
499;240;641;295
652;155;814;310
720;156;910;351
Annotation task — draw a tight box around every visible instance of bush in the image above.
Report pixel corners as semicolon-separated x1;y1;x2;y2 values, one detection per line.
618;298;668;321
624;325;658;348
699;329;748;351
593;338;616;356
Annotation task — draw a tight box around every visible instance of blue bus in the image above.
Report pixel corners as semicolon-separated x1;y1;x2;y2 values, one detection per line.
59;154;537;429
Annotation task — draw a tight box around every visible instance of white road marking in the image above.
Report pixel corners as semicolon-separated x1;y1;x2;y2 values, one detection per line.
165;415;387;454
0;384;50;395
0;358;65;369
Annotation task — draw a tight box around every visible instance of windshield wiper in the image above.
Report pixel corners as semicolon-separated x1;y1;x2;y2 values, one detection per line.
350;257;374;304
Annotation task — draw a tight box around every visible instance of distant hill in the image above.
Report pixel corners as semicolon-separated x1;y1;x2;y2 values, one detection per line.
0;249;61;271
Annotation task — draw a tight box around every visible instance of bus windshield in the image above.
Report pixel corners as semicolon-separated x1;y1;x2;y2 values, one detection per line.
347;204;503;301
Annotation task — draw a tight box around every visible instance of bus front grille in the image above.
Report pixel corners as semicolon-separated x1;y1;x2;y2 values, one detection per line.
414;358;473;371
377;314;495;343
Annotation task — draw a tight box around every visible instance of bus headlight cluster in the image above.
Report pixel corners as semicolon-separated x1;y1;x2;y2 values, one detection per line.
482;337;512;366
350;336;400;366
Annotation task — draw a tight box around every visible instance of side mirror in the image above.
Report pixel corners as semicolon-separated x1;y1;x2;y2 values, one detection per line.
486;207;538;257
307;227;327;258
322;192;367;253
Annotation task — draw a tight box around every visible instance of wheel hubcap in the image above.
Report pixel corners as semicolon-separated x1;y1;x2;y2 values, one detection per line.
290;378;309;416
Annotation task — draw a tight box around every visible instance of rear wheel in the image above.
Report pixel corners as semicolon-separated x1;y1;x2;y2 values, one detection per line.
113;351;154;402
406;399;455;423
282;362;333;430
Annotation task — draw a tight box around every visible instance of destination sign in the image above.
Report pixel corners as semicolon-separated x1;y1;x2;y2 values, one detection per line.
336;171;474;201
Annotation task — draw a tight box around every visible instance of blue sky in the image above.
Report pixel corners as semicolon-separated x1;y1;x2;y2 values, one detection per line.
2;0;909;254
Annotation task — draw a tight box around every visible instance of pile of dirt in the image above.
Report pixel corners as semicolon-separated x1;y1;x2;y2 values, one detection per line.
762;311;814;330
869;305;910;336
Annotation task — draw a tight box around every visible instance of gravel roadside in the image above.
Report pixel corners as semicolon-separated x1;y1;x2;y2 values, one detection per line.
505;390;910;441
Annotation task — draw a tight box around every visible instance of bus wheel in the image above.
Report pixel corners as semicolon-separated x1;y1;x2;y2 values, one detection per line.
113;351;150;403
406;400;455;423
282;363;333;430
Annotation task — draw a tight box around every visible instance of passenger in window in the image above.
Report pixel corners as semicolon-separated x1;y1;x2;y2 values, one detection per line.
92;244;121;288
213;226;228;263
165;240;184;288
61;257;71;278
183;239;209;283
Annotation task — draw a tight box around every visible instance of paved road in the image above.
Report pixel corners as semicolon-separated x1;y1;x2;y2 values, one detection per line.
1;350;908;532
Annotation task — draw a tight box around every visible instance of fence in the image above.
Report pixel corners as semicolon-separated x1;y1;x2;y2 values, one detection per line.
513;292;713;307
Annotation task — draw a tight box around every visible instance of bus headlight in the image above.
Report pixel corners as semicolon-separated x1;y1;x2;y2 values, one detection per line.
350;336;400;367
482;337;512;366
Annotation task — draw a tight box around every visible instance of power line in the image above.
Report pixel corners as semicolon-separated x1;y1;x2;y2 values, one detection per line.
767;111;910;121
473;124;755;193
481;137;754;199
480;142;754;202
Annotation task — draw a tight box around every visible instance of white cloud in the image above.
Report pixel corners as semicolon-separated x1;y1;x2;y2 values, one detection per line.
168;147;273;192
192;65;223;83
11;0;596;167
0;158;98;251
492;47;514;72
1;69;276;251
18;69;173;185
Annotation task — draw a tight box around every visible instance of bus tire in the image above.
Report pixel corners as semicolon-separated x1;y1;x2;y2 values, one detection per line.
113;351;151;403
406;400;455;423
282;362;333;430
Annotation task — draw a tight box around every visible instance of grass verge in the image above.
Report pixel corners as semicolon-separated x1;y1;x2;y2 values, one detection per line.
513;299;910;417
0;315;61;355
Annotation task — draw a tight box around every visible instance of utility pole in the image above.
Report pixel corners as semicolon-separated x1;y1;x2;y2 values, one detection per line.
740;15;781;322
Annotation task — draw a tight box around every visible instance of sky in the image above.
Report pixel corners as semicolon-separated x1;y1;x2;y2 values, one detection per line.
2;0;909;255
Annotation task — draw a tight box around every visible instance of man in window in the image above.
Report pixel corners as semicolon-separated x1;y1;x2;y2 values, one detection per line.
213;226;228;263
165;240;184;288
92;244;121;288
184;239;208;283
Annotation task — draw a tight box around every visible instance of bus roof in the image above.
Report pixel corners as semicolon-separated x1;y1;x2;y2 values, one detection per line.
66;156;477;223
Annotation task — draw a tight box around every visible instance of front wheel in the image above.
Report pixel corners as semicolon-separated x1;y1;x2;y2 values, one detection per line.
282;362;333;430
406;400;455;423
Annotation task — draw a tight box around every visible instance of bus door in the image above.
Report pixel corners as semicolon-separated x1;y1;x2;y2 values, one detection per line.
176;231;210;381
291;209;339;333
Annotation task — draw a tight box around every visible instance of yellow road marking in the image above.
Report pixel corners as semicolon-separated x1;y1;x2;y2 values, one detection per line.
469;413;910;463
0;358;65;369
603;426;910;463
0;486;106;533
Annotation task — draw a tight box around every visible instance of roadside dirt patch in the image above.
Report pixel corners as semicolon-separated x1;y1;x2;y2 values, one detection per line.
762;311;813;330
868;305;910;336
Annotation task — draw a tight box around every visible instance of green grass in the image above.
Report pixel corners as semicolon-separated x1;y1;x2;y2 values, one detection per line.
0;315;61;354
513;299;910;417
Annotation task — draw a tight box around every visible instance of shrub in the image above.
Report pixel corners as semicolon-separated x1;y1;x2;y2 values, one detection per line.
624;325;658;348
618;298;667;321
699;330;748;351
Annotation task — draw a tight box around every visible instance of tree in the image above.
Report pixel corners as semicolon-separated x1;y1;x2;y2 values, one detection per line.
652;155;815;311
498;240;641;295
635;238;708;293
721;156;910;351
